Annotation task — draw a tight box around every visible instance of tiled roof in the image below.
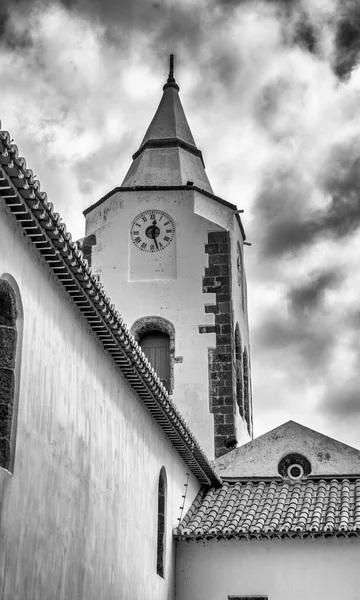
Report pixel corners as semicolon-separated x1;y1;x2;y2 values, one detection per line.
174;478;360;540
0;128;221;487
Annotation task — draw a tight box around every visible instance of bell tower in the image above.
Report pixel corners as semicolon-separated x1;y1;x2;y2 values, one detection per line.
82;56;253;458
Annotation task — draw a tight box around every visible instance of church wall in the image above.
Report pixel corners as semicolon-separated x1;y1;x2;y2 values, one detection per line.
230;220;253;439
85;189;232;459
0;201;200;600
176;537;360;600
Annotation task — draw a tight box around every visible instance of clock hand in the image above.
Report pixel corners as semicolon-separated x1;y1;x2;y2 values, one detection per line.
152;219;159;249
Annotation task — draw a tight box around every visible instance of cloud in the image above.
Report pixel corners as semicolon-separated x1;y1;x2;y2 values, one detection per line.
334;0;360;78
321;381;360;419
288;268;341;316
1;0;360;450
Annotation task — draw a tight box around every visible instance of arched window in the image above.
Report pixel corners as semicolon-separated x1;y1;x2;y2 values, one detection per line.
131;317;175;393
157;467;167;577
139;331;170;390
235;324;244;417
243;348;252;437
0;276;22;472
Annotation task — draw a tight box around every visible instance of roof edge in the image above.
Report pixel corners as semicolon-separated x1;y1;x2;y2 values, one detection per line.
132;138;205;167
174;530;360;542
83;185;246;241
0;129;221;488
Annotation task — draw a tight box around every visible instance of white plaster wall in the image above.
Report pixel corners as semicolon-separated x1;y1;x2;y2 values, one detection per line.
215;420;360;478
0;201;200;600
176;537;360;600
85;189;226;458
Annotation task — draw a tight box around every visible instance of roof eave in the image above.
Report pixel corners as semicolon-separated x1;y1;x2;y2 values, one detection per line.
174;530;360;541
83;185;246;242
0;129;221;488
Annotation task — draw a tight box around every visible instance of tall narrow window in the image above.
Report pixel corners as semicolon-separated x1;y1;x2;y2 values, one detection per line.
0;278;19;471
235;324;244;417
140;331;170;391
157;467;167;577
243;348;252;437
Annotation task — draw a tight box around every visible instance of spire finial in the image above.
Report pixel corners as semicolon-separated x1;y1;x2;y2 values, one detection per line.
163;53;179;91
169;54;174;79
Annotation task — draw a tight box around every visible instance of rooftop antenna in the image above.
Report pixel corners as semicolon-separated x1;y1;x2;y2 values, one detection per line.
163;53;179;91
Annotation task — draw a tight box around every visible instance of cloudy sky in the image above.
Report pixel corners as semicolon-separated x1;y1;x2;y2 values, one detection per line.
1;0;360;448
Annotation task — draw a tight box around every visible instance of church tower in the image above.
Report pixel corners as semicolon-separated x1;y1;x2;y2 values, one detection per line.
82;57;253;458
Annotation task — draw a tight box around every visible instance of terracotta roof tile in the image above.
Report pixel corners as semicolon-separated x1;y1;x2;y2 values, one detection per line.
175;478;360;540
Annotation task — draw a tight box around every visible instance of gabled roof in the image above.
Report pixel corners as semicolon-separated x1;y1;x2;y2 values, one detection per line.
175;421;360;541
174;477;360;541
0;128;221;487
214;421;360;478
121;60;213;193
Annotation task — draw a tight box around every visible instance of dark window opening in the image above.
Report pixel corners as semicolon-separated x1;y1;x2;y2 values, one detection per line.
228;596;268;599
243;348;252;436
235;324;244;417
139;331;170;391
157;467;167;577
0;279;18;471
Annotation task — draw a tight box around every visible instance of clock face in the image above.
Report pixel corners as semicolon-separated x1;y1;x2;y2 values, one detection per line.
130;210;175;252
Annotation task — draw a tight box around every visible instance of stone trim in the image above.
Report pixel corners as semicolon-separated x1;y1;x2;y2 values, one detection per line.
0;279;18;471
131;316;175;394
202;231;237;458
132;137;205;168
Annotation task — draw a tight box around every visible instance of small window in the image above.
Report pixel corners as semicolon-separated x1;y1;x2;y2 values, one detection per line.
287;464;304;480
140;331;170;390
157;467;167;577
229;596;268;599
278;453;312;479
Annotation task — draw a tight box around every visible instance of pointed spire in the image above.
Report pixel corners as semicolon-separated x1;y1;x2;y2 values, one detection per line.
121;55;213;193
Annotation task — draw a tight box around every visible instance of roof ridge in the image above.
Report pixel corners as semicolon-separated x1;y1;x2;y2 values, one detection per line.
0;128;221;487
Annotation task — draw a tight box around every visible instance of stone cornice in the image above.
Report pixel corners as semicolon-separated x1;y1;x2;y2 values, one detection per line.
132;137;205;167
83;185;246;242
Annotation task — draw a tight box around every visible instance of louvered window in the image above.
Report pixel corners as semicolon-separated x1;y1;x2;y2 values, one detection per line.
139;331;170;390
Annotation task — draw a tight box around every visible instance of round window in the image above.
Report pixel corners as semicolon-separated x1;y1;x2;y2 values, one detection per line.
278;453;311;479
287;464;304;480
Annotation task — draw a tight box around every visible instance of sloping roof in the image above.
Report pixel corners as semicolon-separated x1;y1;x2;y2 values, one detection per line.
121;69;213;192
0;128;221;487
174;478;360;540
139;84;196;148
214;421;360;478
